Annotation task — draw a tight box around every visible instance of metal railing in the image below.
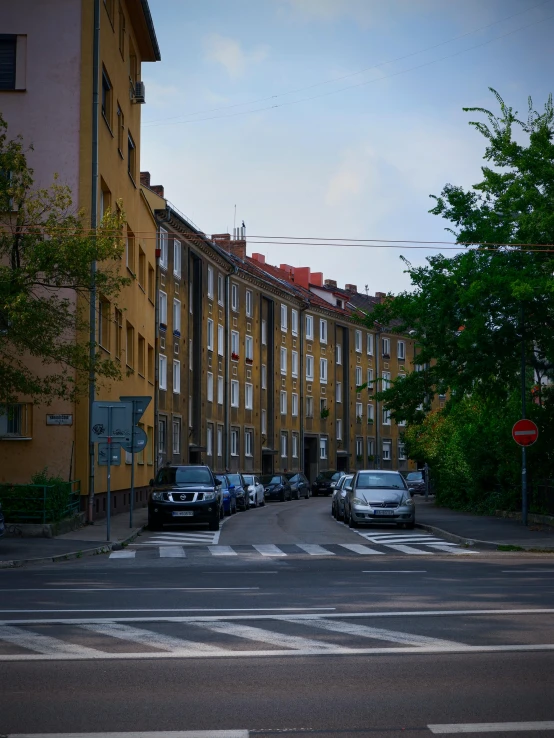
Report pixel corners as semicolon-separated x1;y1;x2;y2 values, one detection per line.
0;480;81;524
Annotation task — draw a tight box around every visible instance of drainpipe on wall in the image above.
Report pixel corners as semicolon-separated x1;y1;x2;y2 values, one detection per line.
87;0;100;524
224;266;238;470
375;325;381;470
154;208;171;474
299;302;309;476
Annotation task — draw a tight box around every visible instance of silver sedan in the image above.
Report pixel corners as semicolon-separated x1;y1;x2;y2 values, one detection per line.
331;474;353;521
242;474;265;507
343;470;415;529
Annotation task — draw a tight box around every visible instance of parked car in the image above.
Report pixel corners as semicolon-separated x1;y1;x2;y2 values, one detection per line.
405;470;426;495
242;474;265;507
343;470;415;529
312;470;346;496
226;473;250;511
331;474;354;520
148;465;223;531
0;500;4;539
260;474;292;502
284;472;310;499
215;474;238;516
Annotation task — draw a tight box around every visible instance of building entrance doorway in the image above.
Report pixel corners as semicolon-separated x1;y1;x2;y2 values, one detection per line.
336;454;348;472
261;452;273;475
303;436;318;485
189;448;201;464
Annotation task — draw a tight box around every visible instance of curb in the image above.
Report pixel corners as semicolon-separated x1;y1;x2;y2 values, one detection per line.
415;522;554;552
0;524;145;569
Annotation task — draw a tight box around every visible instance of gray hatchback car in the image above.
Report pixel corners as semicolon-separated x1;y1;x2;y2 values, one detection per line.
343;470;415;529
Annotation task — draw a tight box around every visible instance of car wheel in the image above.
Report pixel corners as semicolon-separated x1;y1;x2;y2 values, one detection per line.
331;504;336;519
348;511;358;528
261;495;266;507
208;515;220;531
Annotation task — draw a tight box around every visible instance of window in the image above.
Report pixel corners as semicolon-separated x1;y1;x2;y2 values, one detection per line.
231;428;239;456
218;325;224;356
125;228;135;272
117;103;124;154
292;351;298;378
148;344;154;383
367;368;374;390
217;375;224;404
261;364;267;389
320;319;327;343
292;433;299;458
292;393;298;416
336;381;342;403
127;132;136;182
207;372;213;402
207;319;214;351
173;240;181;278
173;299;181;336
148;265;155;302
306;355;314;380
188;397;192;428
173;360;180;394
99;298;110;350
115;309;123;359
245;428;253;457
306;396;314;418
188;339;192;370
280;432;288;458
118;1;126;56
398;441;407;460
320;358;328;383
206;266;214;298
206;425;213;457
261;409;267;434
104;0;115;24
280;391;287;415
0;36;17;91
101;68;112;127
231;330;239;358
382;440;392;461
291;309;298;336
306;315;314;340
245;335;253;361
397;340;406;360
356;402;363;421
231;380;239;407
128;37;137;84
217;426;223;456
355;366;362;387
355;330;362;353
398;416;406;427
356;437;363;457
336;344;342;364
336;419;342;440
245;383;253;410
159;290;167;328
367;438;375;459
159;354;167;391
281;304;288;332
383;407;391;425
172;419;181;455
218;274;224;305
382;337;391;357
138;334;145;376
261;320;267;345
0;403;31;438
231;283;239;311
280;347;287;375
320;397;327;414
246;290;252;317
158;416;166;454
126;322;134;368
367;333;374;356
138;248;145;288
367;403;374;422
382;371;391;390
159;228;168;269
320;436;328;459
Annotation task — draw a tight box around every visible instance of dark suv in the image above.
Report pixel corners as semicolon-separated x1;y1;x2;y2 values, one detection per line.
148;465;223;531
405;470;426;495
312;470;346;496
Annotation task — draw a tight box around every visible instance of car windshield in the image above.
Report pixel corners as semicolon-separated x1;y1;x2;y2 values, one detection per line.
242;475;254;485
356;472;405;489
156;467;212;486
227;474;243;486
340;475;354;488
318;471;340;481
285;473;300;482
261;475;281;485
215;475;229;487
406;472;423;481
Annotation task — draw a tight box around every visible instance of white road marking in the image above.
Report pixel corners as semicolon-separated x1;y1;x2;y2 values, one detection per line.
426;544;477;555
108;551;136;559
296;544;334;556
339;544;384;555
80;622;225;653
253;545;286;557
383;544;433;555
501;570;554;573
190;620;348;652
360;533;446;543
0;625;101;656
208;546;237;556
284;617;464;647
0;587;260;592
159;546;186;558
7;732;249;738
362;570;427;573
428;722;554;734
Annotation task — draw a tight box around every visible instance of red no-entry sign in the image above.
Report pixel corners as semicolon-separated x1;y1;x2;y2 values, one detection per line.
512;419;539;447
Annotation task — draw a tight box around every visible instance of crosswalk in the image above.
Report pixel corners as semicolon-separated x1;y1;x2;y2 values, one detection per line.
110;531;477;560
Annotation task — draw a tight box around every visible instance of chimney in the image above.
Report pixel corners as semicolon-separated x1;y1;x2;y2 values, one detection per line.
345;284;358;294
140;171;151;187
150;184;164;197
294;267;311;289
212;233;231;252
311;272;323;287
324;279;337;289
251;252;266;264
375;291;387;303
280;264;295;278
230;239;246;260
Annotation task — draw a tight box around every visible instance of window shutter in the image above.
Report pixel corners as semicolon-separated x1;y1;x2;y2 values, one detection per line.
0;37;17;91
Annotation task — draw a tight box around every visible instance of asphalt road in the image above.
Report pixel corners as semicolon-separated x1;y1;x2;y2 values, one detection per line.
1;496;553;738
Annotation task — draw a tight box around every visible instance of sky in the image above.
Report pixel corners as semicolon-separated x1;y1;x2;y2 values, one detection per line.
141;0;553;295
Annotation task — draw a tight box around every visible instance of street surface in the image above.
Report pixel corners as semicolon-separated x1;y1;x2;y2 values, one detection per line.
1;496;553;737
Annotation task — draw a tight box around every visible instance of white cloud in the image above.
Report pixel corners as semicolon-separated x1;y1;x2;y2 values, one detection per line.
203;33;269;79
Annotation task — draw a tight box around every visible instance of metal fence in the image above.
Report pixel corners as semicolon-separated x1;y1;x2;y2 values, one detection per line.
0;480;81;524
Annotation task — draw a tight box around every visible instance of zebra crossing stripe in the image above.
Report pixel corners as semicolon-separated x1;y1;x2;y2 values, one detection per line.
0;625;101;656
108;550;136;559
427;544;477;555
159;546;186;558
253;544;286;557
296;544;334;556
384;544;433;555
80;622;224;653
360;534;444;543
208;546;237;556
339;544;384;555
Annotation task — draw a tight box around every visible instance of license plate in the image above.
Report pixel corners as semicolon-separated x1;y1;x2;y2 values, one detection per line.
373;509;394;516
172;511;194;517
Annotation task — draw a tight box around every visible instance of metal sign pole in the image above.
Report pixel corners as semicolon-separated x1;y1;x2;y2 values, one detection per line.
129;407;135;529
521;305;528;527
106;407;112;542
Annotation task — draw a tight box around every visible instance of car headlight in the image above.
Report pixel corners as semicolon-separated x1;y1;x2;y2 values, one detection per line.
330;482;336;488
403;496;414;506
203;491;216;501
151;491;164;501
352;497;367;506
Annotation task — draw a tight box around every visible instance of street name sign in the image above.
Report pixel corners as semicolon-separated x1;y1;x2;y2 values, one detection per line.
512;419;539;447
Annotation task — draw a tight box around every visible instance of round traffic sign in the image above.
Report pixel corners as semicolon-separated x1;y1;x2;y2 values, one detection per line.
512;419;539;447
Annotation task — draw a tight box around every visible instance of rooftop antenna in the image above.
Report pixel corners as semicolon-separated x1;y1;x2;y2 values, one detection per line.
233;204;236;233
365;284;369;295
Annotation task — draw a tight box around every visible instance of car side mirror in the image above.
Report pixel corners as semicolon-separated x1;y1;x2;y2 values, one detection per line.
149;479;154;486
229;484;235;490
214;479;222;486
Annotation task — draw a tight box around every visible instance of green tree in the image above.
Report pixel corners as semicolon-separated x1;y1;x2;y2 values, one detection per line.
0;113;129;405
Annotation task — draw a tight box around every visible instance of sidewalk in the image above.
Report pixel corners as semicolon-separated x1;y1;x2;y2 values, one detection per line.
416;497;554;550
0;506;148;568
